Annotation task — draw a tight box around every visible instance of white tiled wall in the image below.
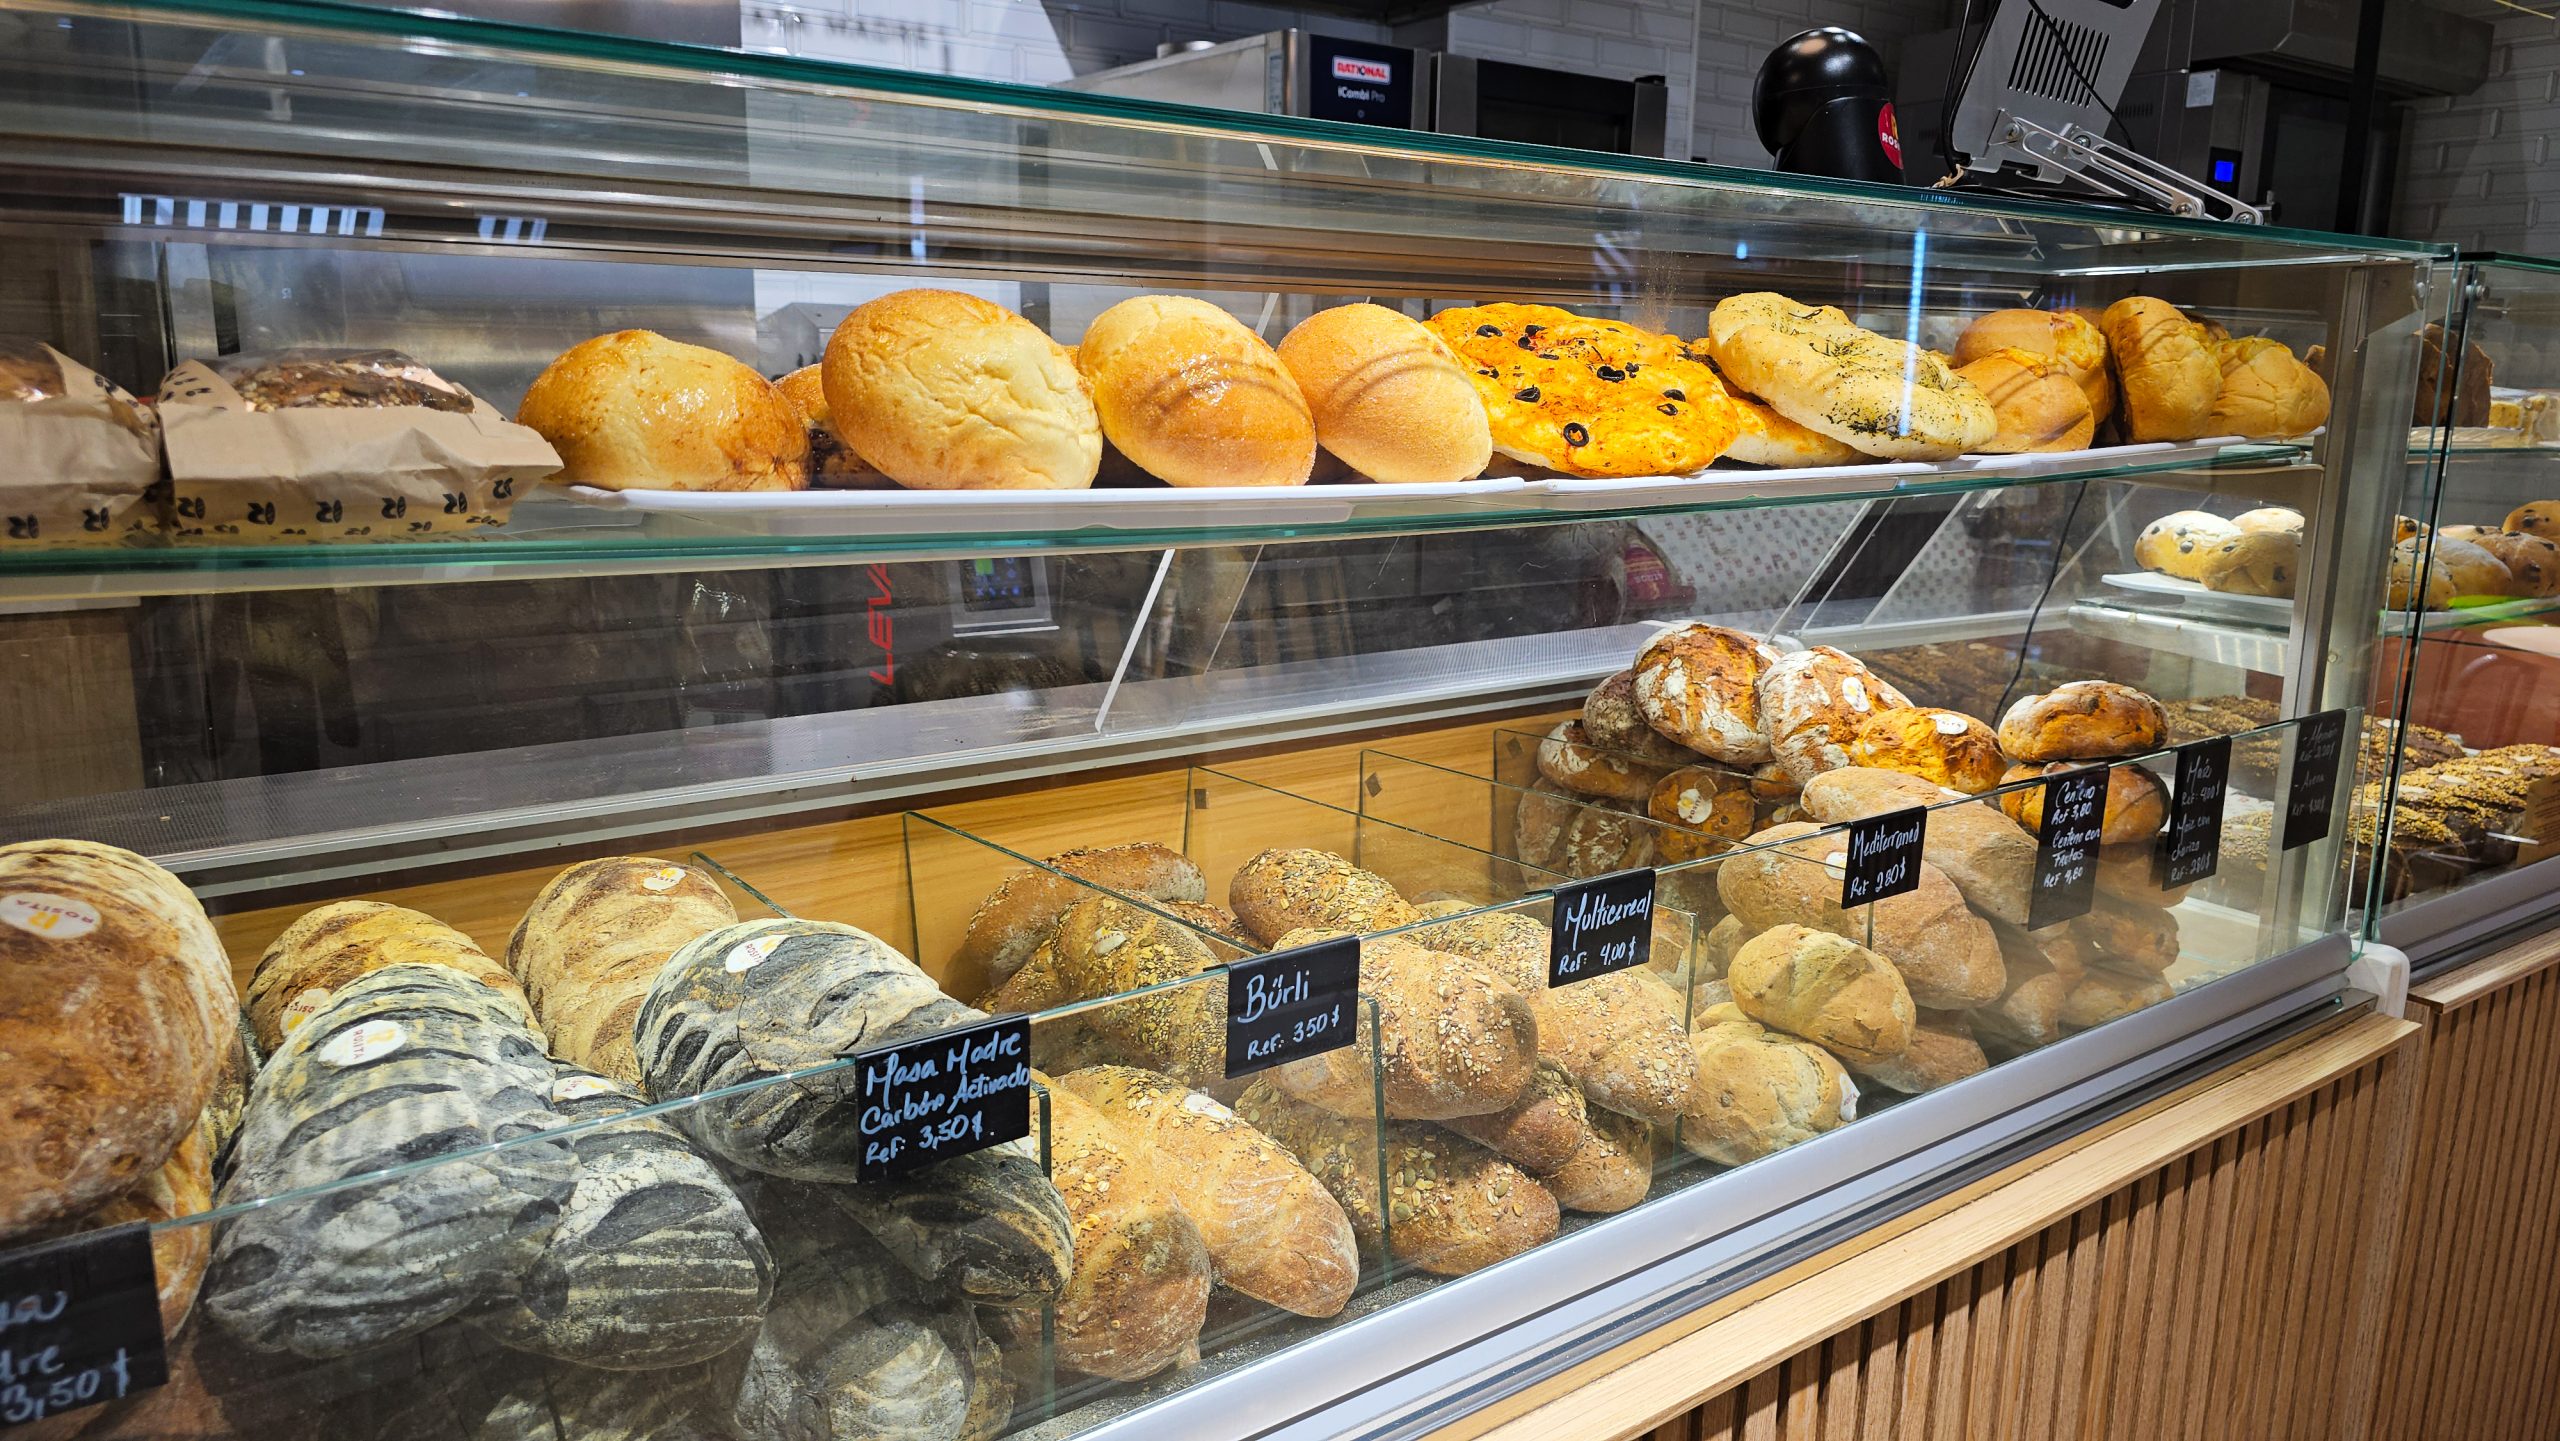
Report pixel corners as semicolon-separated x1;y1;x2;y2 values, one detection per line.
2394;9;2560;251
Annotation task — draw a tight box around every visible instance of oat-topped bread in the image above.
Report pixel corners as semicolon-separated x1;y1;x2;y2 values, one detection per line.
1426;303;1743;477
955;842;1207;989
1229;848;1423;946
1705;293;1994;460
249;898;531;1054
0;839;235;1239
506;856;738;1088
1040;895;1226;1085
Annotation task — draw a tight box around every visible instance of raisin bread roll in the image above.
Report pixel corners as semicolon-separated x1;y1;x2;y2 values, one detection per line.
955;843;1208;991
1846;706;2005;794
1537;718;1665;802
1715;822;2004;1009
1757;645;1912;786
2473;531;2560;596
1;839;235;1239
1726;923;1916;1065
1680;1017;1856;1166
204;965;579;1358
1264;928;1539;1121
1237;1080;1559;1277
1798;766;2038;928
1545;1106;1657;1214
1633;622;1785;764
505;857;739;1088
249;899;531;1054
1847;1015;1989;1094
1038;1076;1212;1380
1997;681;2168;762
1228;848;1423;946
1056;1065;1360;1319
2135;511;2242;582
2196;530;2300;598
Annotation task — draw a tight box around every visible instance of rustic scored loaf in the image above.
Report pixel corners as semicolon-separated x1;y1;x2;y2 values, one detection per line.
1725;923;1915;1065
1799;766;2037;927
1716;821;2005;1008
1036;1075;1213;1381
955;841;1208;990
1847;1015;1989;1094
1;839;236;1239
23;1125;215;1341
1229;847;1423;946
1997;680;2168;762
1999;762;2168;846
248;898;530;1054
505;856;739;1087
1537;718;1667;802
1583;668;1701;760
1634;622;1786;764
809;1141;1072;1307
1845;706;2005;794
1544;1105;1657;1214
1756;645;1912;786
1441;1058;1593;1175
1680;1017;1856;1166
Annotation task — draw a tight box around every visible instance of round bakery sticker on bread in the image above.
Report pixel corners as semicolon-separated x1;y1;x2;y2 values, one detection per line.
641;865;687;893
724;933;787;974
0;891;101;940
280;987;334;1036
319;1019;407;1068
1933;713;1970;735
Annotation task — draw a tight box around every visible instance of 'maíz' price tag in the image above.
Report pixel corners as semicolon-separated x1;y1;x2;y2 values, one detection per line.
2028;766;2109;930
853;1016;1031;1182
0;1223;166;1431
2282;709;2351;852
1549;868;1657;987
2160;737;2232;887
1840;807;1927;908
1224;934;1360;1079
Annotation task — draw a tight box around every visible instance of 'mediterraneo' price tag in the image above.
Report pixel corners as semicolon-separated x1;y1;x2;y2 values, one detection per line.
1840;807;1927;909
1224;934;1360;1079
0;1223;166;1431
852;1016;1031;1183
1548;868;1656;987
2028;766;2109;930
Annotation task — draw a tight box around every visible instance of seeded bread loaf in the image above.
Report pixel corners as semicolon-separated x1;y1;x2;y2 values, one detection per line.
504;858;738;1088
1045;896;1225;1084
1545;1106;1656;1214
955;843;1207;991
1037;1076;1212;1381
1716;822;2005;1009
1229;848;1424;946
1264;927;1539;1121
1680;1017;1856;1166
249;899;531;1054
1726;923;1916;1065
1441;1057;1591;1174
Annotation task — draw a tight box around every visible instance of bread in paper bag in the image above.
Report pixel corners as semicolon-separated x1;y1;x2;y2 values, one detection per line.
0;336;161;549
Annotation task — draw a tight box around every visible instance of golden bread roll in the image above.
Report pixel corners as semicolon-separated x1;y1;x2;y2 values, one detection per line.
2389;538;2455;610
1952;308;2113;425
822;288;1100;490
1648;764;1757;862
1957;347;2095;453
1844;706;2005;793
2427;536;2514;597
774;364;887;488
1427;304;1742;477
1727;923;1916;1065
1706;293;1994;460
1633;622;1786;764
2233;506;2303;535
1997;681;2168;762
1275;302;1491;483
2473;531;2560;596
1717;388;1865;467
1081;295;1314;487
1998;761;2168;844
518;330;807;492
1680;1016;1855;1165
2134;509;2242;580
2099;298;2218;442
2208;337;2331;438
2195;530;2300;598
2437;523;2499;543
2503;500;2560;537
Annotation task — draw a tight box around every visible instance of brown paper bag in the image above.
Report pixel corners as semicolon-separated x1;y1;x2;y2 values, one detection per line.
0;337;162;549
158;350;559;544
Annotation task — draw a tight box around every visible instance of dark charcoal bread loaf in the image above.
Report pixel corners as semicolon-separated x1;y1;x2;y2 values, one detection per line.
635;918;986;1181
204;965;577;1358
472;1063;774;1370
469;1357;737;1441
807;1141;1072;1308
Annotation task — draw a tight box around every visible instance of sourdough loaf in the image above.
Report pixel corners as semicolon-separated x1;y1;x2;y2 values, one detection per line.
1797;766;2038;927
1038;1075;1213;1380
1846;1015;1988;1094
955;842;1207;990
1537;718;1667;802
1756;645;1912;786
1633;622;1785;764
1680;1017;1856;1165
810;1141;1072;1308
1996;681;2168;762
249;899;530;1053
1441;1058;1592;1175
505;856;739;1088
1726;923;1915;1065
1715;822;2005;1009
1229;848;1424;945
1545;1105;1656;1214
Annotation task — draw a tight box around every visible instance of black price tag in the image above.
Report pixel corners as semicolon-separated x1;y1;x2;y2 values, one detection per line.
1224;935;1361;1079
2159;737;2232;888
1840;807;1928;909
2028;766;2110;930
0;1223;166;1430
852;1016;1031;1182
2281;710;2351;852
1549;868;1657;987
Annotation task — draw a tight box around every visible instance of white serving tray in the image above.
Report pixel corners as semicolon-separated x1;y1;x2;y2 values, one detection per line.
1519;438;2263;512
558;477;1534;537
2100;569;2296;625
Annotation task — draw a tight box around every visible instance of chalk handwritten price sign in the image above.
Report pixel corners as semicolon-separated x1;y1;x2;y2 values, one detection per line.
852;1016;1031;1182
1548;868;1656;987
2028;766;2110;930
1224;934;1360;1079
2160;736;2233;888
2281;710;2351;852
0;1223;165;1430
1840;807;1928;909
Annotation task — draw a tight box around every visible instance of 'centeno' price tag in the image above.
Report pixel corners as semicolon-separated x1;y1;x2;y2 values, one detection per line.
1549;868;1657;987
2159;736;2233;888
2281;709;2351;852
1840;807;1928;908
852;1017;1031;1183
1224;934;1360;1079
2028;766;2109;930
0;1223;166;1431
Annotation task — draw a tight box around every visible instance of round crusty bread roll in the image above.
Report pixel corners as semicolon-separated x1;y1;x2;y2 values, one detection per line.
2134;510;2241;580
1957;347;2095;454
1719;389;1865;468
1275;303;1489;483
822;289;1100;491
1633;622;1787;765
2427;536;2515;597
1081;295;1314;488
2207;337;2331;439
2100;298;2219;442
518;330;808;492
1999;761;2168;844
2195;530;2299;598
1997;680;2168;762
1707;293;1995;460
2473;531;2560;596
1845;706;2005;793
774;364;887;489
1952;308;2113;425
2233;506;2303;535
2504;500;2560;538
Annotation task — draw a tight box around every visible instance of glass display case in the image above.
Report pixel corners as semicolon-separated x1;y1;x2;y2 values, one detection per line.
2368;253;2560;968
0;2;2444;1439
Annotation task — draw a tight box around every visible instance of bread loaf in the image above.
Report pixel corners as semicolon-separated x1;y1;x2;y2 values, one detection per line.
1058;1064;1359;1317
2060;968;2174;1028
1680;1017;1855;1166
2428;535;2516;596
517;330;807;492
1275;302;1492;483
205;965;578;1357
1952;309;2112;424
25;1125;214;1341
2068;895;2181;975
1537;718;1666;801
250;899;531;1054
2417;322;2492;428
810;1141;1072;1307
2505;500;2560;538
1756;645;1911;786
1633;622;1785;764
2193;530;2300;597
2100;298;2218;442
824;289;1100;491
1719;389;1866;467
1970;931;2071;1052
1545;1106;1656;1214
1999;761;2167;845
2096;841;2188;908
2235;506;2303;534
1846;706;2005;793
1035;1076;1212;1380
1265;928;1539;1121
1798;766;2037;927
1958;347;2095;453
2208;337;2330;439
1649;764;1758;861
1229;848;1423;946
1715;822;2005;1008
1726;923;1915;1064
1700;914;1752;980
1706;293;1994;460
1044;896;1225;1084
474;1355;740;1441
1846;1016;1987;1094
0;839;235;1239
1440;1058;1591;1174
1238;1080;1559;1276
1997;681;2168;762
1080;295;1315;488
956;842;1208;991
505;857;739;1087
1584;669;1701;760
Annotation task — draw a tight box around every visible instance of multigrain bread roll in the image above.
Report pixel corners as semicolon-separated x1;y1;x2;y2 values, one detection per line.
249;899;531;1054
1545;1105;1656;1213
1846;1015;1988;1094
2100;298;2219;442
1264;928;1538;1121
1238;1080;1560;1276
1958;347;2095;453
1680;1017;1855;1165
1;839;235;1239
1726;923;1915;1065
2209;337;2330;439
1276;302;1491;483
1999;761;2168;845
1715;822;2005;1009
1045;896;1224;1085
2474;531;2560;596
1718;389;1866;468
1997;681;2168;762
1634;622;1786;764
1229;848;1423;946
1797;767;2038;928
1036;1077;1212;1381
1845;706;2005;793
1537;718;1666;801
956;843;1209;989
2196;530;2300;597
1080;295;1314;488
517;330;807;492
2135;509;2242;580
1706;293;1994;460
823;289;1100;490
505;857;739;1088
1441;1058;1592;1175
774;364;888;488
1953;308;2113;425
1057;1065;1359;1318
1756;644;1912;786
1649;764;1758;861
